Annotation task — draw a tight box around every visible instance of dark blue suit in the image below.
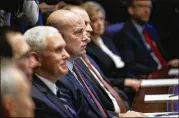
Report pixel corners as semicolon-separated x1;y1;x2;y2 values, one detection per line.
112;20;167;76
31;74;76;118
58;69;108;118
86;39;132;88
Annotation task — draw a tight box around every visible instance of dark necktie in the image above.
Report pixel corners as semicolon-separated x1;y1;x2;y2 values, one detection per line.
83;57;127;113
73;63;107;118
57;90;78;118
143;29;167;67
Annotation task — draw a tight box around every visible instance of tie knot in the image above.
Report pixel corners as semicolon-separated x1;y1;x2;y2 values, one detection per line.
57;90;61;98
143;28;148;34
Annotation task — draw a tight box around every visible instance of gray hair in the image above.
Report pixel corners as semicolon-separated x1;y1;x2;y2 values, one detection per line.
1;58;20;100
23;26;60;54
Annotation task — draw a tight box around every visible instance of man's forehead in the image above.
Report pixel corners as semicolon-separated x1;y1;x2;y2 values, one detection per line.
134;0;152;4
46;34;66;46
8;33;30;58
66;13;85;26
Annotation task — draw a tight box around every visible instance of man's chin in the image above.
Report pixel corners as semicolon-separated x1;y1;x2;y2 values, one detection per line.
26;74;32;80
81;50;86;56
136;18;149;25
60;69;69;76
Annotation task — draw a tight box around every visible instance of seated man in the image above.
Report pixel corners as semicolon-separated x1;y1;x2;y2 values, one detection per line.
63;4;130;112
24;26;78;118
112;0;179;77
1;58;34;117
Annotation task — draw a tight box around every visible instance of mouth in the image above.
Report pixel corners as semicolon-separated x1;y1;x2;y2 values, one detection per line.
82;44;87;49
60;63;68;69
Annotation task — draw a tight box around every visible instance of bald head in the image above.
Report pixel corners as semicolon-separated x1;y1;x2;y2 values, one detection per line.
47;10;84;33
63;5;92;42
47;9;87;59
63;5;87;16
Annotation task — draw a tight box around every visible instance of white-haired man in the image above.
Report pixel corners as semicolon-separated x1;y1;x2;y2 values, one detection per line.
24;26;79;118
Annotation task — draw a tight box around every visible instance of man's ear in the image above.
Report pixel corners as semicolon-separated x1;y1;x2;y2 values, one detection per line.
30;52;41;67
2;96;17;117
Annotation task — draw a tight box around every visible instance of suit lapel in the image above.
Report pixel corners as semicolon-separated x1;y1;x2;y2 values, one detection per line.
75;59;104;92
125;21;149;52
31;84;61;112
75;59;110;116
32;75;73;118
102;36;120;56
66;71;102;116
87;42;115;67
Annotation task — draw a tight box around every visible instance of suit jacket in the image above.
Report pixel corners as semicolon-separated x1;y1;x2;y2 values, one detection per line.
112;20;167;76
31;74;75;118
75;58;129;113
86;56;129;101
86;40;132;88
58;70;108;118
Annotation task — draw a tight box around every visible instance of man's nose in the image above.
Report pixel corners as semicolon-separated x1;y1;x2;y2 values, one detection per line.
63;49;70;60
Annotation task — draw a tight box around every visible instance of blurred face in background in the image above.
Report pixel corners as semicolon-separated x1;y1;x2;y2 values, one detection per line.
7;32;38;79
128;0;152;24
2;69;34;117
90;10;105;37
14;71;35;117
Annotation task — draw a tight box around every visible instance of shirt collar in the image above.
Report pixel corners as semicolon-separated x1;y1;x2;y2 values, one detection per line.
67;60;74;73
35;74;57;95
134;23;144;35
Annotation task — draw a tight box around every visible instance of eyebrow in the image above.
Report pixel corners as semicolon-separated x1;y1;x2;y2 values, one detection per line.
74;26;85;29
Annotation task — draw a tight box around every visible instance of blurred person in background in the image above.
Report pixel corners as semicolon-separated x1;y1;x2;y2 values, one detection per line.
0;58;35;118
0;26;38;80
81;1;141;106
81;1;141;91
112;0;179;77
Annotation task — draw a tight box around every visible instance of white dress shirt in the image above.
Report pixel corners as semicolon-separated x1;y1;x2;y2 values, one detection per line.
66;60;83;86
95;37;125;68
36;74;57;95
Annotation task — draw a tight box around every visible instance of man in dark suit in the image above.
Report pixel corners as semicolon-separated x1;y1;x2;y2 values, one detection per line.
24;26;79;118
47;7;145;117
0;26;38;80
113;0;179;77
46;9;111;118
